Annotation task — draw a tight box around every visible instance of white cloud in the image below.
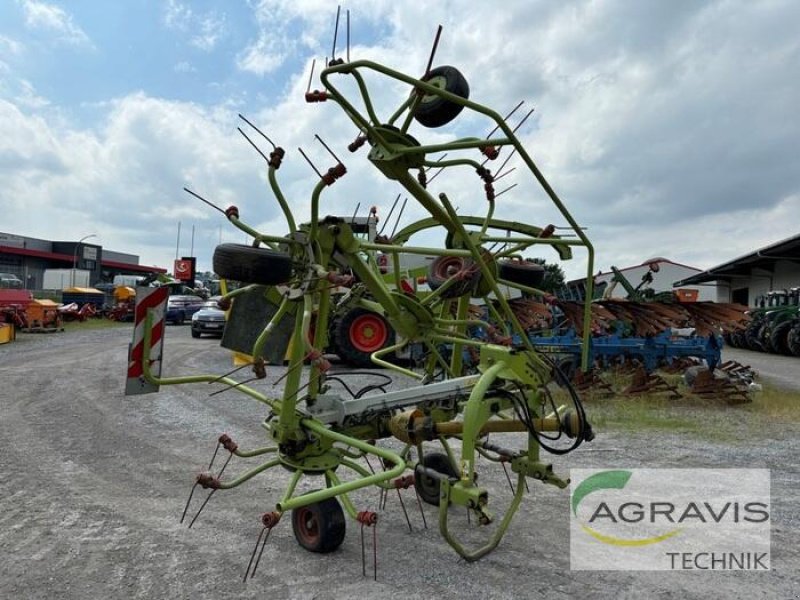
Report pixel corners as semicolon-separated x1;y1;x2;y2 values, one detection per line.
2;1;799;279
18;0;92;47
173;61;196;74
163;1;226;53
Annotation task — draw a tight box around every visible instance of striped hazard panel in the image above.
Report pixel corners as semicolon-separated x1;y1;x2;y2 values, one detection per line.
125;286;169;395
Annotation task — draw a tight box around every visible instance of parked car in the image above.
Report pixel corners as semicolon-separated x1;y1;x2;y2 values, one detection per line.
166;294;205;324
0;273;23;289
191;297;226;338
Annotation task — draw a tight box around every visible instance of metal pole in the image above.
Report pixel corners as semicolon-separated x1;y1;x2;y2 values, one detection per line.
72;234;96;288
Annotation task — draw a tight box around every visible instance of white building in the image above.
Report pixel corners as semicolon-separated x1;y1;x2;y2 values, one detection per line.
673;234;800;306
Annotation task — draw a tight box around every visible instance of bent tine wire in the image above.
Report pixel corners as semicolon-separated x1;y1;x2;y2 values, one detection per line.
238;127;270;163
330;5;341;62
424;25;443;77
250;527;273;579
486;100;524;138
389;197;408;238
244;528;266;582
183;187;226;215
377;194;400;235
238;114;276;149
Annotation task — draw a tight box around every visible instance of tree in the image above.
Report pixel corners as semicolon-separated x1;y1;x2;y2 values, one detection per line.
530;258;565;294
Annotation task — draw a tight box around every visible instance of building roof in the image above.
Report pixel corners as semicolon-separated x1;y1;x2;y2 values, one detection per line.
0;245;166;274
567;257;700;285
673;233;800;286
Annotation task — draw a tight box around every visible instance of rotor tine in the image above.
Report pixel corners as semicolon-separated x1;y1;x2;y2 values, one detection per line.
486;100;524;139
377;194;400;235
396;489;412;532
501;461;515;494
183;187;227;216
244;527;266;582
361;522;367;577
209;377;258;397
297;147;324;179
207;442;221;471
238;127;270;163
238;113;276;149
209;361;253;385
350;202;361;227
389;197;408;239
373;525;378;581
423;153;448;173
495;183;518;198
250;527;273;578
346;9;350;63
306;59;316;94
187;489;217;529
217;452;233;478
467;507;471;525
412;485;428;530
363;454;376;474
330;5;341;63
180;482;199;524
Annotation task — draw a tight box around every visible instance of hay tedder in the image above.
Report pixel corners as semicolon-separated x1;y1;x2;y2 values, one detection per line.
127;26;598;573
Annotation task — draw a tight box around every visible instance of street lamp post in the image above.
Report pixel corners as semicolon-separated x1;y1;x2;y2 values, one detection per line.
72;234;97;287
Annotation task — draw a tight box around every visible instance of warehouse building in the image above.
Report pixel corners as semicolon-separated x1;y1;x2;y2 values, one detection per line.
0;231;166;290
673;233;800;306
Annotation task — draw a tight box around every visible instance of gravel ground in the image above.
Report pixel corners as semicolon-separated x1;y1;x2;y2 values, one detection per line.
1;325;798;599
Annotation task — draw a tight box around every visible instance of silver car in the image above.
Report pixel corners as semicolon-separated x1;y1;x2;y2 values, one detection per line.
191;297;226;337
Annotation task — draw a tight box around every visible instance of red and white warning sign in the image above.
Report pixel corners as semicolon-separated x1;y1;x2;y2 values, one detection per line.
125;286;169;395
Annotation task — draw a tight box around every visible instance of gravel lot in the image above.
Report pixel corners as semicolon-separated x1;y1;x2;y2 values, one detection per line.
1;325;798;599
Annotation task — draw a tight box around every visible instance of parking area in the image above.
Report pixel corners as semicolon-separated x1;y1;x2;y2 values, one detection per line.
1;325;798;599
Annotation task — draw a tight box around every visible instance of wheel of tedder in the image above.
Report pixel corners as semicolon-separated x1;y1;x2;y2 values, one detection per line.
413;66;470;128
498;260;546;288
427;256;475;298
331;308;393;367
212;243;293;285
414;452;459;506
291;495;346;553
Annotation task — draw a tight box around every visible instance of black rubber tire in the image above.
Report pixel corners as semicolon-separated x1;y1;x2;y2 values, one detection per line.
498;260;545;288
427;255;474;298
787;321;800;357
413;66;470;128
212;243;293;285
744;318;764;351
331;308;394;368
414;452;458;506
770;320;794;355
757;322;772;353
174;311;185;325
191;329;201;338
291;495;346;553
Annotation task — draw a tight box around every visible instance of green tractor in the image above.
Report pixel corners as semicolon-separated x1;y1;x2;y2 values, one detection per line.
764;287;800;355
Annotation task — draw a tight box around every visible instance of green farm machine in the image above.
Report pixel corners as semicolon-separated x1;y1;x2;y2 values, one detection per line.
127;25;600;573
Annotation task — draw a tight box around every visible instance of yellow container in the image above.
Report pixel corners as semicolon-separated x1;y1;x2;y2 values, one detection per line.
0;322;15;344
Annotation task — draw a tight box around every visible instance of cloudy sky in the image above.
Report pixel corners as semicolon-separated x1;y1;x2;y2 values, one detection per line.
1;0;798;280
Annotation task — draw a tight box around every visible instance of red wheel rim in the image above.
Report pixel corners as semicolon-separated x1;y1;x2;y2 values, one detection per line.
349;314;389;353
295;507;319;545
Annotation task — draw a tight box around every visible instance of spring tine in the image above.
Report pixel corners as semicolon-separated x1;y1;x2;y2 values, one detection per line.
244;527;266;582
238;127;270;163
180;482;199;524
187;489;217;529
373;525;378;581
377;194;400;235
363;455;376;474
466;507;471;525
250;527;273;578
209;361;252;385
238;113;276;149
297;147;324;178
396;489;412;532
183;187;226;215
207;442;221;471
217;452;233;479
486;100;524;139
413;485;428;530
306;59;316;94
346;10;350;63
524;477;530;494
361;523;366;577
209;377;258;397
314;134;343;164
495;183;518;198
501;461;515;494
389;197;408;239
330;5;341;63
494;166;516;182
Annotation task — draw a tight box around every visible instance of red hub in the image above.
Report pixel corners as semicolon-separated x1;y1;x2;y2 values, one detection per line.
349;314;389;353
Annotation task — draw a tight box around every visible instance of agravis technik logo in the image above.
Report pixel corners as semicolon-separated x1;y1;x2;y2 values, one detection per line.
569;469;771;571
